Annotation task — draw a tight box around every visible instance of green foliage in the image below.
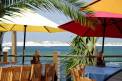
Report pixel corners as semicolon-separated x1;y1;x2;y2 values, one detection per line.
0;0;97;27
65;36;97;73
49;0;96;27
1;0;25;16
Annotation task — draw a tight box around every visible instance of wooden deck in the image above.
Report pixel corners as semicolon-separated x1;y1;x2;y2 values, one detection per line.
105;70;122;81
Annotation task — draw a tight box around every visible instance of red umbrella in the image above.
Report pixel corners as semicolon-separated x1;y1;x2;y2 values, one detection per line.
59;19;122;38
59;0;122;53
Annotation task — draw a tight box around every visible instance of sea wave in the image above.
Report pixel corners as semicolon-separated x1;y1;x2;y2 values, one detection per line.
2;41;70;46
2;41;122;46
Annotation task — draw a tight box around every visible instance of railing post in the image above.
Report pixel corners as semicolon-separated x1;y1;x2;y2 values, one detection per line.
3;49;8;64
53;51;60;81
31;50;41;64
11;31;17;64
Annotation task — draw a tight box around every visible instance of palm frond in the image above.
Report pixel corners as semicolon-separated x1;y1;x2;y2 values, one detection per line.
48;0;96;27
1;0;97;28
23;0;96;27
65;36;97;73
66;0;86;7
27;0;53;10
0;0;26;17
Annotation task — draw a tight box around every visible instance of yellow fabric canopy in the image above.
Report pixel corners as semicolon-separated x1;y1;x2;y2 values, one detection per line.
0;9;65;32
0;23;64;32
88;0;122;14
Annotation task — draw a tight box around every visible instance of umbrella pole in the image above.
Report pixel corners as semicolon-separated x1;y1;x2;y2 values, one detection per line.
22;25;27;65
101;18;106;53
96;19;106;67
101;36;105;53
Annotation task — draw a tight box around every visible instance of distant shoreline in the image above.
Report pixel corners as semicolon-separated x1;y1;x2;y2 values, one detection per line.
2;41;122;47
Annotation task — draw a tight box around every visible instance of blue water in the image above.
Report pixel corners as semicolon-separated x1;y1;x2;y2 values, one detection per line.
97;46;122;55
6;46;122;64
16;46;71;55
8;46;122;55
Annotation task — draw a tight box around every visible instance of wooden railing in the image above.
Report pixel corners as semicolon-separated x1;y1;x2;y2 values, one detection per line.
0;54;122;63
1;54;122;58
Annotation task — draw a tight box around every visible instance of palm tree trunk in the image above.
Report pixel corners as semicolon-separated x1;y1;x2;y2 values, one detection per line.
11;31;17;63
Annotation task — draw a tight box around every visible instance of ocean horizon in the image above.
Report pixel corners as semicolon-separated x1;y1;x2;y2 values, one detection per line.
2;41;122;47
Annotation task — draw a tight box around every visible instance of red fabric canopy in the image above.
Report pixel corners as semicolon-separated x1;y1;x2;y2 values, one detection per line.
59;18;122;38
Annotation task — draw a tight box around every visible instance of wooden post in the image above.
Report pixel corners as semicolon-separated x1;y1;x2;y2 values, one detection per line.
53;51;60;81
11;31;17;64
3;50;8;64
31;50;40;64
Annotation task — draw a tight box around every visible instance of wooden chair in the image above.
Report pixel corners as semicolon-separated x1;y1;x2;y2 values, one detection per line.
0;67;13;81
0;67;2;80
76;64;86;77
45;64;56;81
53;52;59;81
70;65;96;81
30;64;42;81
70;68;81;81
20;65;32;81
11;66;22;81
80;77;96;81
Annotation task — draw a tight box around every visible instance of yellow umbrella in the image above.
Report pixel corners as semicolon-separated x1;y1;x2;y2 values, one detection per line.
88;0;122;15
0;9;64;32
0;9;65;64
0;23;64;32
81;0;122;18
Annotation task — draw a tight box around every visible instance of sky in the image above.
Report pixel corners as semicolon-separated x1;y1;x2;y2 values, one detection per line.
3;32;75;42
3;32;122;43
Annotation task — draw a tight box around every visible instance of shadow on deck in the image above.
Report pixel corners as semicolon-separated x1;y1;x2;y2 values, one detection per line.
105;70;122;81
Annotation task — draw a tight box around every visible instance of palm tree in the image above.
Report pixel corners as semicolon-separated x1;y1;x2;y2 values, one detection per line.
65;36;97;73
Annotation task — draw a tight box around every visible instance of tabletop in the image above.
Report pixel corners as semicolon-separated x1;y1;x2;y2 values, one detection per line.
85;66;121;81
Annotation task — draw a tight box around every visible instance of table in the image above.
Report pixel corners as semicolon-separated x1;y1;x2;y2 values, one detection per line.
85;66;121;81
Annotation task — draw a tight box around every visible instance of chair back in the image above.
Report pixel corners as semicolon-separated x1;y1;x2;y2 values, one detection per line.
45;64;56;81
76;64;85;77
11;66;22;81
80;77;96;81
30;64;42;81
20;65;31;81
70;64;96;81
70;68;81;81
0;67;12;81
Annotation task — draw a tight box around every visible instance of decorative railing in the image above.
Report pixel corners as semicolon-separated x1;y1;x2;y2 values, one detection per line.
1;54;122;63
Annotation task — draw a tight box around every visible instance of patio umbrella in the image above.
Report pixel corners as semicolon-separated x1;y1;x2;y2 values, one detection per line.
0;23;64;32
59;0;122;53
0;10;65;64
